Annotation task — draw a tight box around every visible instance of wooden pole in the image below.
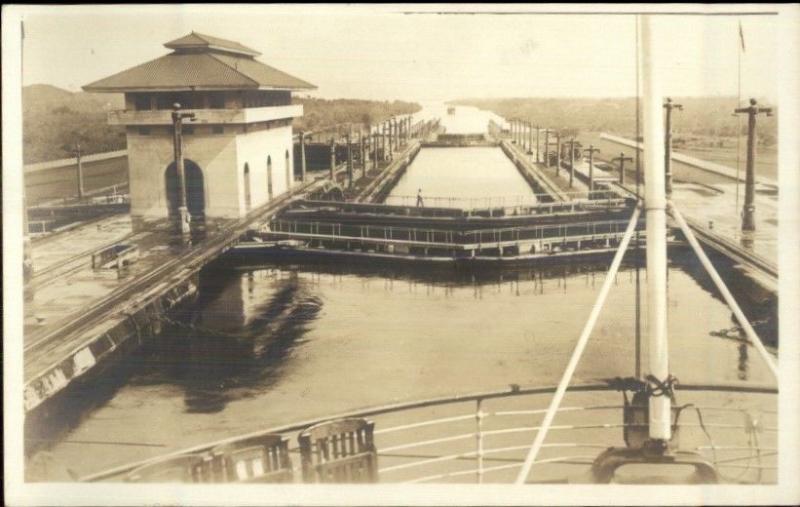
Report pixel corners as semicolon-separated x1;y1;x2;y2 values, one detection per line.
663;98;682;196
299;131;307;182
543;129;550;167
329;137;336;181
74;143;84;200
555;132;562;177
734;98;772;232
584;145;600;197
613;152;633;186
568;139;576;188
347;126;353;188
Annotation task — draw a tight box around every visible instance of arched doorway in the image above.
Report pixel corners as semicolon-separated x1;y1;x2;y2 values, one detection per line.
243;163;252;212
267;156;273;200
165;159;205;219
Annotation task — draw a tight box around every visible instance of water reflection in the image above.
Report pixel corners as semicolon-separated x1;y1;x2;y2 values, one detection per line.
135;269;323;414
738;341;750;381
26;254;777;481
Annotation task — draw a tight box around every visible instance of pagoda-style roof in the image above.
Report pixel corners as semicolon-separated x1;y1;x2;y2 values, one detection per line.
84;32;316;93
164;32;261;57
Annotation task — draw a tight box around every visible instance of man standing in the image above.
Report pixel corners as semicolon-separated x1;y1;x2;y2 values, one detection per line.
416;188;424;208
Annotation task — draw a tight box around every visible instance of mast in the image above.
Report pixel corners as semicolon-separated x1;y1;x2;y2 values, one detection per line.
640;15;671;442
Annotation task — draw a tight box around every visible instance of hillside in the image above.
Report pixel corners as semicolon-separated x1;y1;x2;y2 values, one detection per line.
23;85;127;164
451;97;777;147
293;97;420;133
21;85;421;164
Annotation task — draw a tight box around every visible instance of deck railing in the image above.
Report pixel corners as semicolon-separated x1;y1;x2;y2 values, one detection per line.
82;383;777;485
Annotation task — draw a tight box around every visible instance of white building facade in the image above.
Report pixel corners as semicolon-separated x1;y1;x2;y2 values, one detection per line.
84;32;316;227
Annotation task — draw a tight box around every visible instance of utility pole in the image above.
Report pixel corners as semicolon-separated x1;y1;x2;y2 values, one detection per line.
388;119;395;156
171;103;196;235
360;128;366;178
584;145;600;197
543;129;551;167
535;126;541;163
346;125;354;188
555;132;562;176
734;98;772;232
613;152;633;186
381;122;387;161
72;142;85;200
526;121;532;152
568;138;579;188
373;130;379;170
329;137;336;181
663;97;683;196
299;131;307;182
528;121;534;154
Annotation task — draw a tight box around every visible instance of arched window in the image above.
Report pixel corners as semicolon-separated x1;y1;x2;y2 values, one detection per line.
267;156;273;200
244;163;252;212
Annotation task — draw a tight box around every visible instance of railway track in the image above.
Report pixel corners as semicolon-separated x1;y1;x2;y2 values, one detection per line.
23;177;326;367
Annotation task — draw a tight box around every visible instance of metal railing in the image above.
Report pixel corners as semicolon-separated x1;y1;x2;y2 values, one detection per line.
82;382;777;484
266;218;639;249
383;191;622;209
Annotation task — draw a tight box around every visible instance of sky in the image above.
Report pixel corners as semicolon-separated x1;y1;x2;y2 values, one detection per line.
18;5;779;103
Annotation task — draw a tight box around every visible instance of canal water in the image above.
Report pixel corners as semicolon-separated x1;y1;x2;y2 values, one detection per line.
387;104;534;208
26;256;775;481
25;105;776;481
384;147;536;208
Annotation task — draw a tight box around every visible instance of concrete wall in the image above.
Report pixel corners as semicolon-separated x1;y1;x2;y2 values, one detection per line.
235;123;295;214
25;151;128;205
126;125;240;221
125;122;295;222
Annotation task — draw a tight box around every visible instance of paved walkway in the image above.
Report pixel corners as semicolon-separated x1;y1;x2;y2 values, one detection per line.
669;181;777;264
507;140;777;267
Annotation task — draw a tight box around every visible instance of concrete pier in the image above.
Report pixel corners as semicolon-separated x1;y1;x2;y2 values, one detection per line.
23;166;345;414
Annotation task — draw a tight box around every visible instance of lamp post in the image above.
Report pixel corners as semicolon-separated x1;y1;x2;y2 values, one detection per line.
171;103;196;235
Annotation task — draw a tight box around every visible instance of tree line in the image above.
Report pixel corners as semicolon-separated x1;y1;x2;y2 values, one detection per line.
452;96;777;146
22;84;421;164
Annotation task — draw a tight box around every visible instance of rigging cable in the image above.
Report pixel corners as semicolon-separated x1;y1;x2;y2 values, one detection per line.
634;14;643;379
736;19;743;220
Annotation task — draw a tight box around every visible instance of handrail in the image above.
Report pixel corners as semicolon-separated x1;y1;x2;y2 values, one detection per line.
267;218;640;247
385;190;623;208
80;381;776;482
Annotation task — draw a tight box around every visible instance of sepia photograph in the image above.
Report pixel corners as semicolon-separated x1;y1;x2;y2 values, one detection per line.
2;3;799;505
